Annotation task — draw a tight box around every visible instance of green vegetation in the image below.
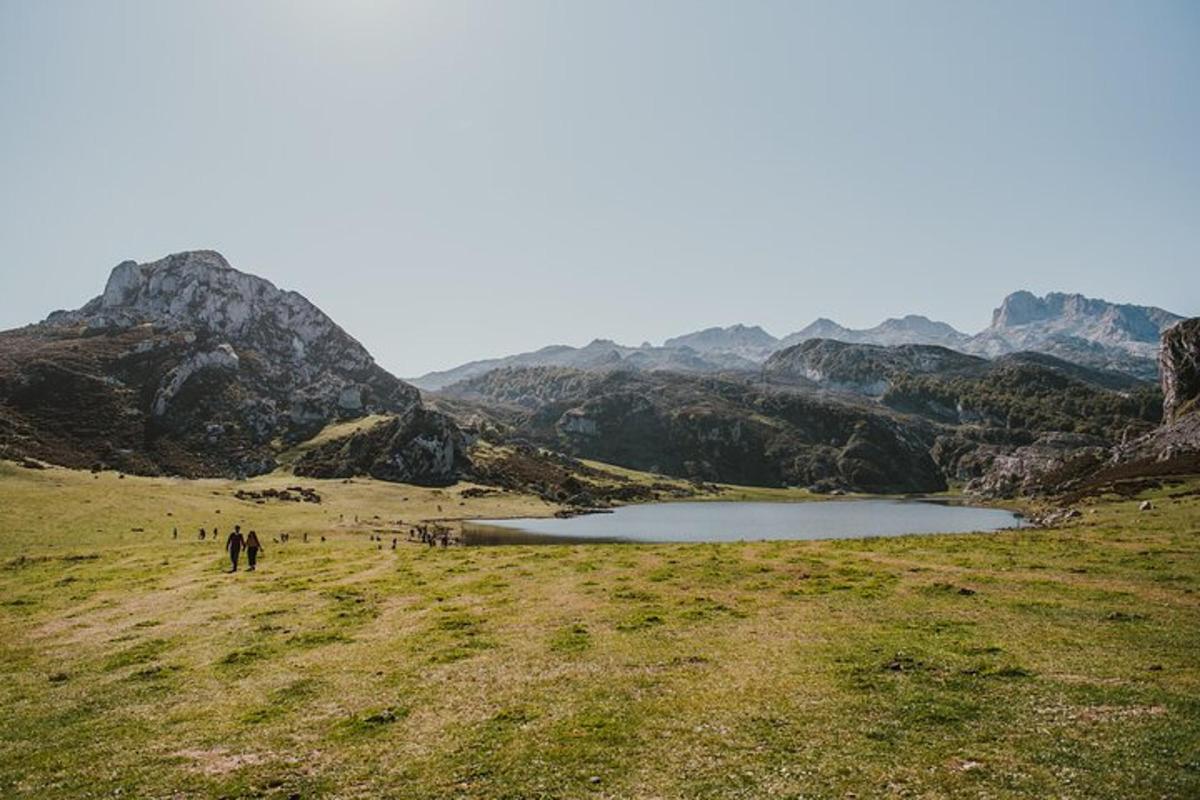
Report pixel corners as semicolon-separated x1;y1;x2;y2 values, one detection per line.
884;364;1162;437
1;462;1198;798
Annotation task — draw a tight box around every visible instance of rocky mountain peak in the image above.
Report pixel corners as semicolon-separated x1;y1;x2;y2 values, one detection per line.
793;318;850;338
988;290;1180;344
57;251;348;357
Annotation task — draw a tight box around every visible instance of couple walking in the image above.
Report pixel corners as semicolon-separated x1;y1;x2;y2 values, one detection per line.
225;525;263;572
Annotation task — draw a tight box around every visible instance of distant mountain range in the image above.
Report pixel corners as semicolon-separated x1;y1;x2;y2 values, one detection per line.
411;291;1183;389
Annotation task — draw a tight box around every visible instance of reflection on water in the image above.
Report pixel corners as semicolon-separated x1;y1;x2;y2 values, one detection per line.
464;499;1025;546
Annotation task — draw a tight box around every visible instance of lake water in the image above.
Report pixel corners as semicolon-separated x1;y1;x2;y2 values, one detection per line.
464;499;1025;545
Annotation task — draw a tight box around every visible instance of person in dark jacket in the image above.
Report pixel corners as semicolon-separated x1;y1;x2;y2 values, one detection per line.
225;526;245;572
245;531;262;571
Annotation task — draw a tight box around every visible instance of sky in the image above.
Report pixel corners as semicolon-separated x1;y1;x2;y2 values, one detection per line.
1;1;1197;377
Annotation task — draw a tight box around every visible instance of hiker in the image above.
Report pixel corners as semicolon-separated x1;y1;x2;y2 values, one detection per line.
303;532;308;543
172;527;177;539
199;528;206;541
245;531;262;571
225;526;245;572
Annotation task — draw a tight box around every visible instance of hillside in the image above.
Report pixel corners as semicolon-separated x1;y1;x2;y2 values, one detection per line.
441;367;946;493
0;251;462;483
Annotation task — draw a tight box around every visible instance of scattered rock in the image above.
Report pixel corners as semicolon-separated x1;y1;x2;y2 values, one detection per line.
233;486;321;504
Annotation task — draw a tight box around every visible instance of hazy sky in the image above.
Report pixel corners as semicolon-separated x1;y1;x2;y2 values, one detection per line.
2;1;1197;376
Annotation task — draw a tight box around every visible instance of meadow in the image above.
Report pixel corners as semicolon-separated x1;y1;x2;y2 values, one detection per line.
1;461;1198;799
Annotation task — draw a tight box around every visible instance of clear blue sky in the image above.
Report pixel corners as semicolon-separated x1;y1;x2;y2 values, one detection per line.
2;1;1197;376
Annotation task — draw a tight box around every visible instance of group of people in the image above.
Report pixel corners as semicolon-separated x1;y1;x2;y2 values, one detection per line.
410;523;453;547
171;516;453;574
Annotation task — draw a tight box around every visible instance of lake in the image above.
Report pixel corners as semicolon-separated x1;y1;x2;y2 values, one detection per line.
464;499;1025;545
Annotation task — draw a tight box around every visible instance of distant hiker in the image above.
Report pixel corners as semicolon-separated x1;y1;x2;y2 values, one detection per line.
245;531;262;571
225;526;245;572
199;528;206;541
172;527;178;539
303;532;308;543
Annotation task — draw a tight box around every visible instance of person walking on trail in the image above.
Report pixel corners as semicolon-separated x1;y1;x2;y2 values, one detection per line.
225;526;245;572
245;531;262;571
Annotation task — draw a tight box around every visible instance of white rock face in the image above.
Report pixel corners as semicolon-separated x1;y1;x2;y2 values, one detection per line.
84;251;367;367
152;344;240;417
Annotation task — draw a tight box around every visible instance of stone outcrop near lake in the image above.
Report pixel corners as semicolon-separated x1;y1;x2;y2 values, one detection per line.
1018;317;1200;499
1161;318;1200;422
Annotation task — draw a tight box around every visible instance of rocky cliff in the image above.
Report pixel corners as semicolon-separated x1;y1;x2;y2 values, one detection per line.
0;250;462;481
1160;318;1200;422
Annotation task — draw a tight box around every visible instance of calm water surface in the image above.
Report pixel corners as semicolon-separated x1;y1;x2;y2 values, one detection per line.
465;499;1024;545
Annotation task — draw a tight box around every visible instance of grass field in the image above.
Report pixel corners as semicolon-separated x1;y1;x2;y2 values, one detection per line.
1;461;1198;799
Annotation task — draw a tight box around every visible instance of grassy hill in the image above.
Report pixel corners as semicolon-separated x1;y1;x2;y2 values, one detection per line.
1;462;1198;798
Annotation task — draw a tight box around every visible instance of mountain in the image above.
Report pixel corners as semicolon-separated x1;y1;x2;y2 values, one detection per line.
662;324;778;360
986;291;1180;343
964;291;1183;379
778;315;971;350
0;250;464;482
410;338;757;391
